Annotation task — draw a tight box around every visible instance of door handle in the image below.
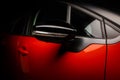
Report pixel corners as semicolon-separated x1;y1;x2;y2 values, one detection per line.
18;46;29;73
18;46;29;56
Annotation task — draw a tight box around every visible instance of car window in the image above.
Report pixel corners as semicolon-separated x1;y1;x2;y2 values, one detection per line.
105;24;120;39
85;19;102;38
11;16;28;35
35;3;67;25
71;7;103;38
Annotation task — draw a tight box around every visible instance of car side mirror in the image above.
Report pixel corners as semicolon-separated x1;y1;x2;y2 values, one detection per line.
32;24;76;43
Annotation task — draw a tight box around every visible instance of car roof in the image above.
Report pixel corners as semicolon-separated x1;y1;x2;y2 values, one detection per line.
31;1;120;26
82;5;120;25
67;1;120;26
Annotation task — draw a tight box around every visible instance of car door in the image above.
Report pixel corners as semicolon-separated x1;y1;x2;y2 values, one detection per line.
16;4;107;80
7;3;107;80
1;15;31;80
104;20;120;80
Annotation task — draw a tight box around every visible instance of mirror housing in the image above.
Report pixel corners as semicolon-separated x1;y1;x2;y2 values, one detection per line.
32;24;76;43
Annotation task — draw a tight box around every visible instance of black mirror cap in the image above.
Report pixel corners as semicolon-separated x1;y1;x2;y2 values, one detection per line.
32;20;77;43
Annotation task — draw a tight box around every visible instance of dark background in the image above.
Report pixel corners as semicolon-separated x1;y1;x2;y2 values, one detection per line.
1;0;120;31
0;0;120;80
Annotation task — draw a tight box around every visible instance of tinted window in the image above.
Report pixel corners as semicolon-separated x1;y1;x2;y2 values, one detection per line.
71;7;102;38
11;16;28;35
35;3;67;25
106;24;120;39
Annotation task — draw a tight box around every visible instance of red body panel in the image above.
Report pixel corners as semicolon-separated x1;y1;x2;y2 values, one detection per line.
106;42;120;80
4;35;107;80
2;35;24;80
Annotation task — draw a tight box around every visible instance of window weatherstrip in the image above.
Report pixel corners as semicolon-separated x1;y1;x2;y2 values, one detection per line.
101;20;106;39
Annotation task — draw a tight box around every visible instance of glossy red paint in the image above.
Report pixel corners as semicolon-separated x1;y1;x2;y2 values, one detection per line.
106;42;120;80
4;35;107;80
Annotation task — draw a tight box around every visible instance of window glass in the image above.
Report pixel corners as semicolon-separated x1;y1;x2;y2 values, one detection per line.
35;3;67;25
11;16;28;35
106;24;120;38
71;7;102;38
85;19;102;38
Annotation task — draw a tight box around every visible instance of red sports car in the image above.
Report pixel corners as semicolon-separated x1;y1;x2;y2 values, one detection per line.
1;1;120;80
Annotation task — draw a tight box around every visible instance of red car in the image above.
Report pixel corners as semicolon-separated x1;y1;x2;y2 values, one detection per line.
1;1;120;80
